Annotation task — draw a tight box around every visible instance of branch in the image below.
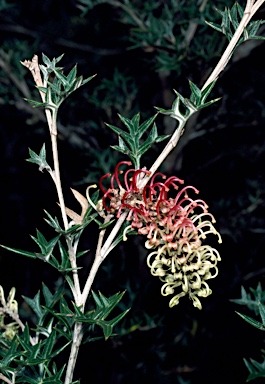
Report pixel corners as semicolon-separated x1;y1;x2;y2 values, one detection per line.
0;373;13;384
202;0;265;90
64;322;83;384
21;55;69;230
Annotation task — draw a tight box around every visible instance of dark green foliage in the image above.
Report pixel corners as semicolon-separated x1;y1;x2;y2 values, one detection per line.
76;291;130;340
78;0;236;73
233;284;265;381
108;112;168;168
25;53;96;111
231;283;265;314
0;284;128;382
206;3;265;46
157;80;220;125
244;357;265;382
0;310;69;383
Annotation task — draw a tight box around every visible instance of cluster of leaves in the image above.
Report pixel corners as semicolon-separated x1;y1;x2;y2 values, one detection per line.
1;196;98;275
0;283;128;383
106;78;220;170
77;0;235;72
232;283;265;381
26;54;96;111
157;79;220;124
1;225;129;381
206;2;265;47
0;0;12;12
89;68;138;119
107;112;168;168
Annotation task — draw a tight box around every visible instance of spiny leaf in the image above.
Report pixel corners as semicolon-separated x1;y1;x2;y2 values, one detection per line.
27;145;51;173
0;244;37;258
258;302;265;325
235;311;265;331
106;113;160;167
244;357;265;381
23;291;44;321
24;98;47;108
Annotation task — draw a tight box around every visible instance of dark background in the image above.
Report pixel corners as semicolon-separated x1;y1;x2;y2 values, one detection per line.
1;1;265;383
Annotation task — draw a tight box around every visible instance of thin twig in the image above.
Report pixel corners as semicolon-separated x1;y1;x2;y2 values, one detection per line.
179;0;209;48
108;0;148;31
21;56;69;231
21;56;82;306
142;0;265;180
100;211;128;259
0;52;31;98
0;373;13;384
66;239;82;305
82;227;107;304
202;0;265;90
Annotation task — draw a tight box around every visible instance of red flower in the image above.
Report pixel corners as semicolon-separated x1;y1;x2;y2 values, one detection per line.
99;163;221;308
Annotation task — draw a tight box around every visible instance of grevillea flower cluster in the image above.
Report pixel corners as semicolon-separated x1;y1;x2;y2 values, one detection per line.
99;161;222;309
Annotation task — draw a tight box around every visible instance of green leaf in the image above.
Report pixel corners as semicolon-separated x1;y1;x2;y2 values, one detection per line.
244;357;265;381
22;284;65;329
189;80;201;105
75;291;129;340
159;90;198;124
30;230;61;261
16;377;40;384
200;80;217;104
41;331;56;359
137;114;157;139
236;2;244;19
49;340;71;359
231;283;265;315
98;219;115;229
118;136;129;152
258;301;265;325
23;291;44;321
198;98;221;110
37;55;95;109
53;69;69;87
155;134;169;143
24;98;47;108
80;73;97;86
76;249;88;258
53;327;72;342
42;283;53;307
206;3;265;46
42;53;64;71
106;122;131;142
205;20;223;33
44;210;62;232
0;244;37;259
58;241;71;270
188;80;220;110
65;275;75;295
36;319;54;337
67;65;77;84
235;311;265;331
27;144;51;173
106;113;160;167
42;53;51;66
110;145;129;156
0;336;24;366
